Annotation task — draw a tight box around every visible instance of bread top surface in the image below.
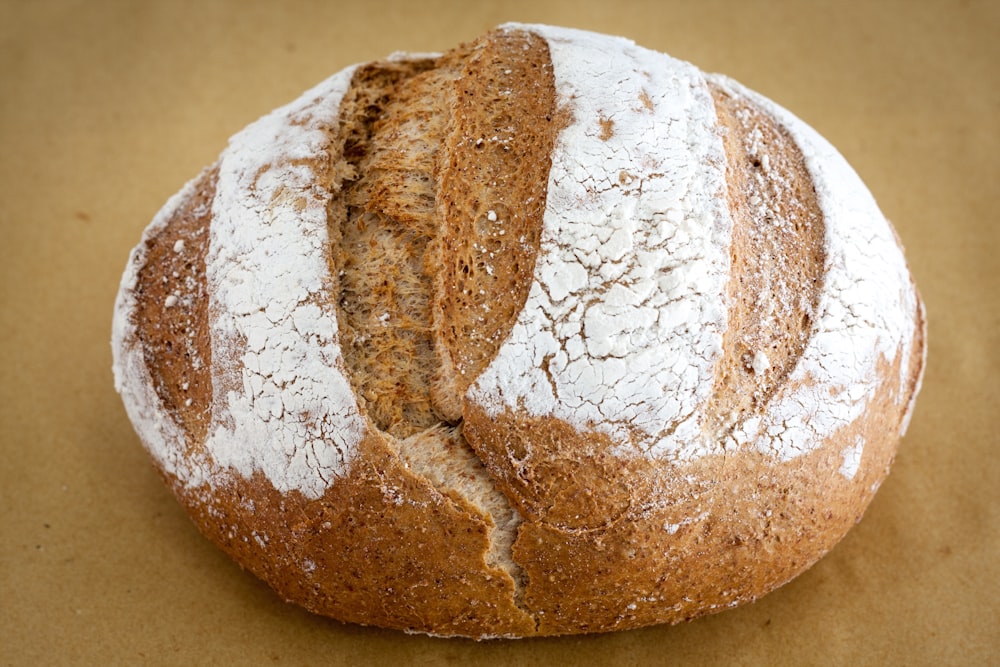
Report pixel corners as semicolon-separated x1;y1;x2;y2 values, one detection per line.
111;23;925;637
114;23;919;495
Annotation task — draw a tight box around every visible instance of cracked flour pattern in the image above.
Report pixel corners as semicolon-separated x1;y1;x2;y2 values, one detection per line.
471;25;734;461
473;25;920;469
117;24;921;499
204;66;367;499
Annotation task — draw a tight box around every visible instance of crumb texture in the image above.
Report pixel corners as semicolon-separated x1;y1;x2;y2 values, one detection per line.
335;57;450;439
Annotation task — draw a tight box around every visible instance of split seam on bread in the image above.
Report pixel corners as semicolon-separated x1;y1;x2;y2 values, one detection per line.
329;30;561;620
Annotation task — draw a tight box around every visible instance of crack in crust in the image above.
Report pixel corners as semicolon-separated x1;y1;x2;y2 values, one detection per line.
335;57;448;439
329;29;560;626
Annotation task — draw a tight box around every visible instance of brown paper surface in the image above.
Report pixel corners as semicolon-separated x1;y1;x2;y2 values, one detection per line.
2;1;996;664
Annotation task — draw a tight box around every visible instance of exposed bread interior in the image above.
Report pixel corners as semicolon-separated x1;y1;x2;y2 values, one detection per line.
335;57;450;439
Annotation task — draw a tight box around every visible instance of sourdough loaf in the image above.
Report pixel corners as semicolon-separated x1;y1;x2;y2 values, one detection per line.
112;24;925;638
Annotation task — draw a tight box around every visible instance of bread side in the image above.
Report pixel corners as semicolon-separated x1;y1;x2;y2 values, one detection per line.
461;24;925;634
117;32;557;636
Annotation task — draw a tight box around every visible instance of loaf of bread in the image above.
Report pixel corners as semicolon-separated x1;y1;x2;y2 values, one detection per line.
112;24;925;638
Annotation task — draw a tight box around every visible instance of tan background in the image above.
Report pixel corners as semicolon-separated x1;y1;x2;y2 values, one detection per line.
1;0;997;664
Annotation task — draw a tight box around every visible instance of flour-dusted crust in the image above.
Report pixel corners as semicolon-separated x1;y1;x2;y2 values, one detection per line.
112;24;925;638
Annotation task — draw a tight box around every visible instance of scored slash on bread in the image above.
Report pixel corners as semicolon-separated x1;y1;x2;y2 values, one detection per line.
112;24;925;638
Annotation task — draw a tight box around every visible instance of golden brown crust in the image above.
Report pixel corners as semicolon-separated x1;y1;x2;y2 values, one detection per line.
464;348;914;634
167;430;536;638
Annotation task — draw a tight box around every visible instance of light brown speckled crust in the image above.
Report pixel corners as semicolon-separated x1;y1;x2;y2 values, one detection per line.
165;430;537;638
463;350;917;634
703;82;827;441
430;29;562;422
116;26;926;638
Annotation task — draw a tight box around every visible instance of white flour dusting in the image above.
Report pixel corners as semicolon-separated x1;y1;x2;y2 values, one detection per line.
473;25;918;468
116;25;921;499
471;24;733;461
203;67;367;498
839;436;865;480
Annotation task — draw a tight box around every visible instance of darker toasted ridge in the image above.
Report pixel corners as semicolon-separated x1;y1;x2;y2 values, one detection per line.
134;167;216;447
705;83;827;442
432;28;560;418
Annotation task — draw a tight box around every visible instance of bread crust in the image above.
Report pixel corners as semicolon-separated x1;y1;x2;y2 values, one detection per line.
112;24;926;638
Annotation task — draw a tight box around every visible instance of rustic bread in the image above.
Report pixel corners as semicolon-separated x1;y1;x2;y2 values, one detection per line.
111;24;925;638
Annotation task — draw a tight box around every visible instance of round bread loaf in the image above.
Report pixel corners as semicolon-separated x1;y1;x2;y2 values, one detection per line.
112;24;925;638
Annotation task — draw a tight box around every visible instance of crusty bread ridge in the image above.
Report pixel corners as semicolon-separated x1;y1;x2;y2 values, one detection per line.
112;24;926;638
